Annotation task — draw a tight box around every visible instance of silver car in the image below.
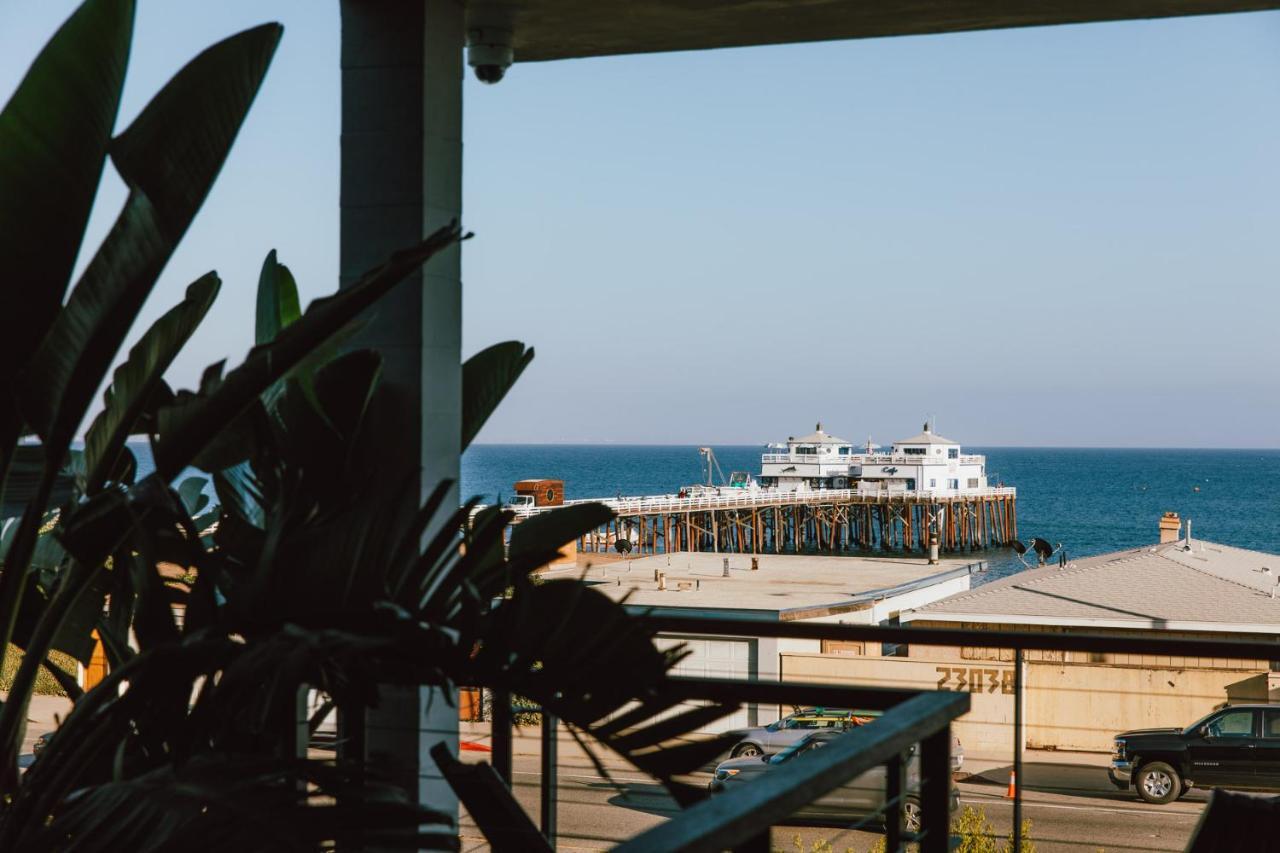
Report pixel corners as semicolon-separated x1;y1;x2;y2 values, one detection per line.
709;730;959;831
729;708;964;771
729;708;876;758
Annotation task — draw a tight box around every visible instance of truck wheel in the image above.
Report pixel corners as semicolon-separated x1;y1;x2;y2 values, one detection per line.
732;743;762;758
1135;762;1181;805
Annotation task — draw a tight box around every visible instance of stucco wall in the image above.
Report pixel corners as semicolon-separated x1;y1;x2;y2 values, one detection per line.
780;652;1268;754
780;652;1018;754
1024;662;1266;752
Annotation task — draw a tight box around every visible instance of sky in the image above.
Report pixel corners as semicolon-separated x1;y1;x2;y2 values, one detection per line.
3;2;1279;448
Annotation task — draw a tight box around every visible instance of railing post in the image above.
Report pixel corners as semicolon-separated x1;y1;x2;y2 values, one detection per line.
1013;647;1024;852
885;750;905;852
919;726;952;853
541;710;558;844
491;688;513;787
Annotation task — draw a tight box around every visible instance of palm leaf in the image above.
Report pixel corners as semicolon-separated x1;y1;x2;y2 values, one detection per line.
460;342;533;451
82;273;220;491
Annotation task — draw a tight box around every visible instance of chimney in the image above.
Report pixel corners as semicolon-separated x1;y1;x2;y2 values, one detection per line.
657;572;666;591
1185;519;1192;549
1158;512;1181;544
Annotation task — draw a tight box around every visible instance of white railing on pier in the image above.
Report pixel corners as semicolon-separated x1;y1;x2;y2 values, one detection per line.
495;485;1017;520
762;453;986;466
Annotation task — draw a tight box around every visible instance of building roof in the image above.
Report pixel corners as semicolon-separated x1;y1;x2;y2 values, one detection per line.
789;422;850;446
894;425;959;446
904;538;1280;633
563;552;978;620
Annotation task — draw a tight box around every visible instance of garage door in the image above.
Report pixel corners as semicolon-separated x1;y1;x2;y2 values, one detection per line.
656;635;757;732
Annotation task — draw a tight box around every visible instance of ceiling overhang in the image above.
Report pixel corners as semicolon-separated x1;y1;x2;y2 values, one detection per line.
461;0;1280;62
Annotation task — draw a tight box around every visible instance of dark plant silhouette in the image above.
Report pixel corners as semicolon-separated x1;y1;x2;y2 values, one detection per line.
0;1;747;849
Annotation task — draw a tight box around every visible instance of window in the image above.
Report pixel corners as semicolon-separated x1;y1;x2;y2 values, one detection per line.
903;447;926;456
929;479;936;488
785;716;823;730
948;479;959;490
967;478;980;488
1208;710;1256;738
1264;710;1280;738
948;448;959;459
838;446;850;455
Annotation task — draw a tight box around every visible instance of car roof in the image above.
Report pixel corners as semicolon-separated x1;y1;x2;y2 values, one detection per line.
793;707;881;715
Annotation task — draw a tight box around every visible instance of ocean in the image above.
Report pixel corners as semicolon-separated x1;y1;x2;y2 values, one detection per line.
462;445;1280;582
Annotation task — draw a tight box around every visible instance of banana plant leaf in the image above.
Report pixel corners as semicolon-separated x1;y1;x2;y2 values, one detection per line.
82;273;220;492
0;447;75;521
508;503;612;563
0;0;132;457
17;25;280;453
255;249;301;346
151;223;465;480
176;477;210;518
460;342;533;451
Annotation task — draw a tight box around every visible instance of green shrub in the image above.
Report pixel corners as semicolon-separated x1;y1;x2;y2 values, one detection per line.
0;646;76;696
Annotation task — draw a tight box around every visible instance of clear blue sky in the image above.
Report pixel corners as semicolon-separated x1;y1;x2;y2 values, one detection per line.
4;2;1279;447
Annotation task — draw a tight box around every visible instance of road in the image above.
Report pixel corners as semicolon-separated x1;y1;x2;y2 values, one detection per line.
460;748;1209;852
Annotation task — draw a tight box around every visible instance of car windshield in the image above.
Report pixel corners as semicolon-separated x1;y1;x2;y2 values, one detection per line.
767;735;826;765
1183;710;1227;736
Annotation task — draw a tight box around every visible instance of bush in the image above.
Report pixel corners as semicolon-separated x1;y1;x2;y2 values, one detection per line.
0;647;76;697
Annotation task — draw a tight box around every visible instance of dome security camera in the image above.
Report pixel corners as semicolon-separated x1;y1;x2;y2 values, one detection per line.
467;27;513;84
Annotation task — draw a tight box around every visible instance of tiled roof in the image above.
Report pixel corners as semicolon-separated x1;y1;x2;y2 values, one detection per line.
905;539;1280;629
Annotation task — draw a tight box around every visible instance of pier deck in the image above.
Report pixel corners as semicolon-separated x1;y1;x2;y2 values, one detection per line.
507;486;1017;556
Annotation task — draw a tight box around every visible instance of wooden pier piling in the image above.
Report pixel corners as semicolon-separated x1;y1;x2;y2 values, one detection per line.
521;488;1017;558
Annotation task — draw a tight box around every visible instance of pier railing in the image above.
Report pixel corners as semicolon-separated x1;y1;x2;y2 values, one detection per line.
499;485;1017;519
762;453;986;466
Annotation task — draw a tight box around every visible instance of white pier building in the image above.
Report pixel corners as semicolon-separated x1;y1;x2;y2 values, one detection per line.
760;421;989;497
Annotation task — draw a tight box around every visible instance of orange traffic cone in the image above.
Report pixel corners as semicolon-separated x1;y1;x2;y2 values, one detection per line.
1006;770;1017;798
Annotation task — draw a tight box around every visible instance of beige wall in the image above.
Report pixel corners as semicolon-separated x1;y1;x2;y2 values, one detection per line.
1025;662;1266;752
781;652;1018;754
781;651;1268;754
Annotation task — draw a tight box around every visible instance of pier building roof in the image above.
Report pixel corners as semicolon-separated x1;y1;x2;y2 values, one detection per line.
570;552;980;621
789;423;849;445
894;425;959;446
903;538;1280;634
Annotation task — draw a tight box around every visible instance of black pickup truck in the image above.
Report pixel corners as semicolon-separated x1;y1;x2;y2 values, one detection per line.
1109;704;1280;804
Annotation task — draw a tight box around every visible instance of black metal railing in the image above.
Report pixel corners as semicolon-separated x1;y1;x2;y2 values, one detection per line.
473;619;1280;851
486;679;967;853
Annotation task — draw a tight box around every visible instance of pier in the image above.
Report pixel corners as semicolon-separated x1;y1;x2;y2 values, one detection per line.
509;486;1018;556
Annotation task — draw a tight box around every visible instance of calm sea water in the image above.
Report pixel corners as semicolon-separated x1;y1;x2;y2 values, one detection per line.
462;445;1280;582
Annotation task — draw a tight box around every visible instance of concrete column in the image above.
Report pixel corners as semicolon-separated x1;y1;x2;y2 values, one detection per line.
340;0;463;828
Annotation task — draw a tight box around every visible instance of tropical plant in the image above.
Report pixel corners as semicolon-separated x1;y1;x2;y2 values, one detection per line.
0;1;749;849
